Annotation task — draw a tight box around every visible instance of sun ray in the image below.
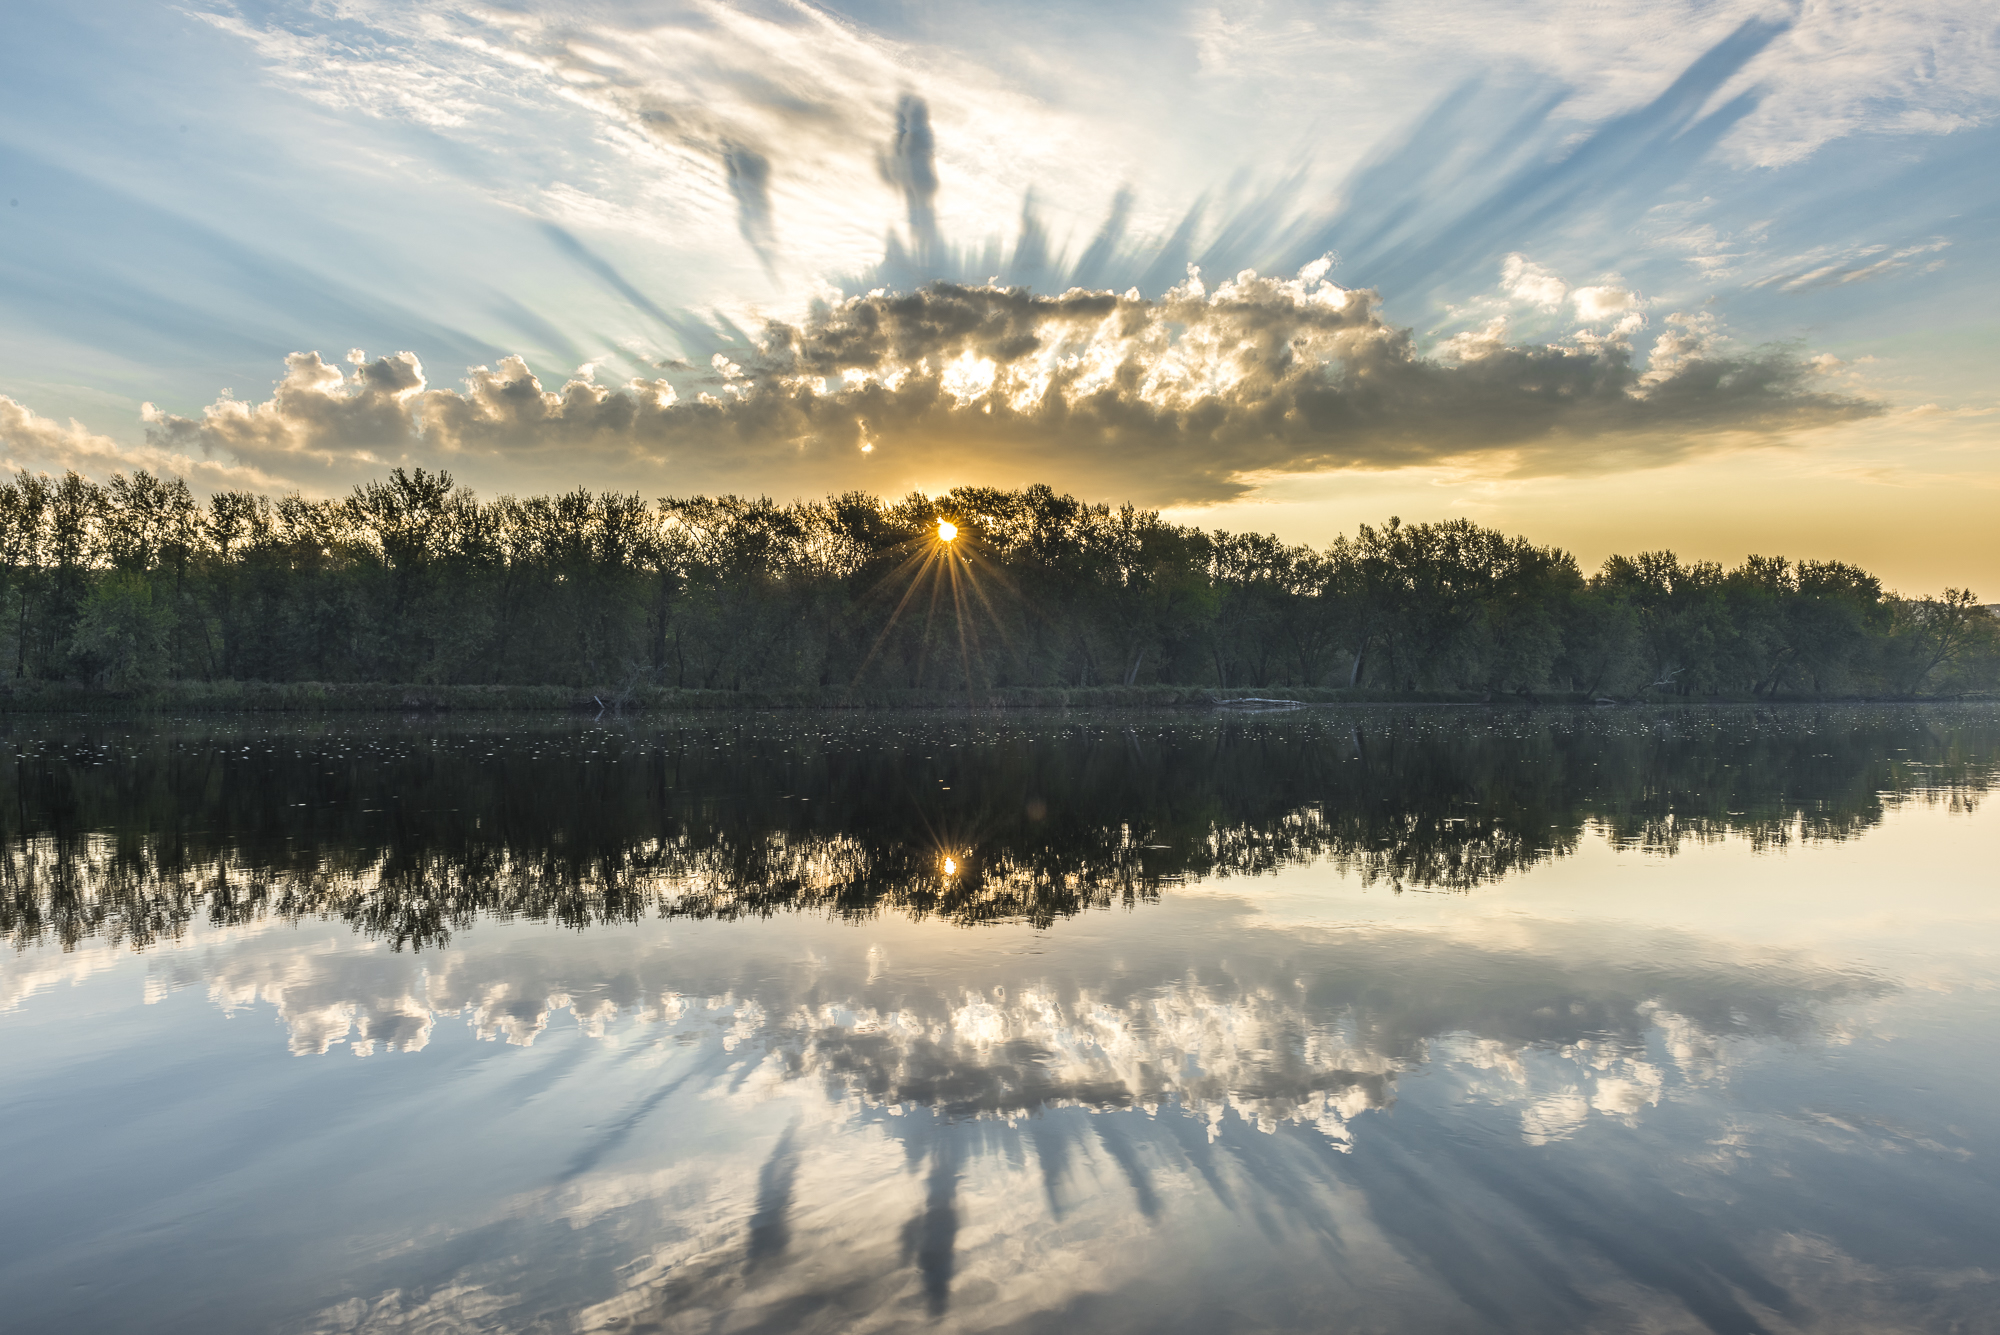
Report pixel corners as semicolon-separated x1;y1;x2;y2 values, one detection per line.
917;545;949;687
851;540;945;684
848;506;1027;696
946;542;975;703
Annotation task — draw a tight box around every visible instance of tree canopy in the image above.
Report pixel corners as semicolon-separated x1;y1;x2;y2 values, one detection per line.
0;467;1991;699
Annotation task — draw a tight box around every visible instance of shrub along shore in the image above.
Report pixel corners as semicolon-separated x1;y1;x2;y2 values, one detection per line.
0;681;1989;715
0;468;1992;708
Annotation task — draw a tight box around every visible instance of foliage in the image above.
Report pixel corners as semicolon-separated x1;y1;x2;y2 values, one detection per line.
0;467;1990;699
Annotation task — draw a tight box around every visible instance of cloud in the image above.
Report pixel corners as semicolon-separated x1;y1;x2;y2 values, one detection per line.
830;19;1821;320
0;395;284;490
141;349;433;482
137;269;1877;502
1503;254;1569;311
879;93;942;262
1751;239;1953;292
216;903;1893;1333
20;2;1981;473
1572;284;1639;324
723;143;779;278
189;0;1117;297
192;0;2000;299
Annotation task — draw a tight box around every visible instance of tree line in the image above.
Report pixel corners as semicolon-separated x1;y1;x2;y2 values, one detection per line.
0;467;1992;698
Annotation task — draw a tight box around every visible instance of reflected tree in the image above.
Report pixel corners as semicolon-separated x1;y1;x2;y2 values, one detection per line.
2;708;1992;953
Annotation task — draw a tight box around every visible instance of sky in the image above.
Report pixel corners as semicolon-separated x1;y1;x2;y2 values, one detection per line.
1;0;1995;591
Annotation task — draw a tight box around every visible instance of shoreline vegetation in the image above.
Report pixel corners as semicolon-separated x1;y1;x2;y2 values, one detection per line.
0;467;1992;712
0;681;1994;714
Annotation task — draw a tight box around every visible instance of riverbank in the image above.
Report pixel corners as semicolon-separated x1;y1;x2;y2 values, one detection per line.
0;680;1984;713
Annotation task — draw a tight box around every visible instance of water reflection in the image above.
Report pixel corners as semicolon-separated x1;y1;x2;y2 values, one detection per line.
2;708;1997;1334
146;901;1962;1335
187;908;1878;1127
3;706;1993;952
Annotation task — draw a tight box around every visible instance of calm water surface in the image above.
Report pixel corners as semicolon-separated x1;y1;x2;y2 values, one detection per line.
2;706;1997;1334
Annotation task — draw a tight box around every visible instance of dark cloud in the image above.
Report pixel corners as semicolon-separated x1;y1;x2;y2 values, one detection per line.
1275;18;1791;306
878;93;941;262
1004;190;1055;290
845;19;1792;311
143;274;1877;503
723;142;780;278
1069;185;1133;289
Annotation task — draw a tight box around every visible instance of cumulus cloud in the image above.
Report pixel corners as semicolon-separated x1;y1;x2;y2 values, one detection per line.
1572;284;1639;324
134;267;1878;502
1503;254;1569;311
141;349;433;480
0;395;283;490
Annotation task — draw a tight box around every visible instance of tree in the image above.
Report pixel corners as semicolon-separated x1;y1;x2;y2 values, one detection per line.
0;468;1983;700
1889;588;1995;696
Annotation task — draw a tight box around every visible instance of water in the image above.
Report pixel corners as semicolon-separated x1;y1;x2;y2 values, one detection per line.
2;706;1996;1334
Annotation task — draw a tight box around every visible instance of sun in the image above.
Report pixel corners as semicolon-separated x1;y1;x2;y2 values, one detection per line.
942;855;958;875
937;520;957;542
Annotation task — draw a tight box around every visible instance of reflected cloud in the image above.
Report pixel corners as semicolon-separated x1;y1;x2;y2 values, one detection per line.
176;902;1882;1134
5;710;1991;1335
223;906;1904;1334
